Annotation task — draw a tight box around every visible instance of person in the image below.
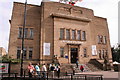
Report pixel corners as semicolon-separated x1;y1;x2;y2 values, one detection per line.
56;65;60;78
80;65;84;72
27;62;35;77
76;57;79;68
35;63;41;78
50;64;55;78
42;64;47;78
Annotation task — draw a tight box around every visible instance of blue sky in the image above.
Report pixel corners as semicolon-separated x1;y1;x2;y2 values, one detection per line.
0;0;119;52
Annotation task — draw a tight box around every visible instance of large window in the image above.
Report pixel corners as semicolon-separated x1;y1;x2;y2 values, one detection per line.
30;28;33;38
17;47;21;59
81;31;86;40
29;47;33;59
66;29;70;40
83;48;87;57
60;47;64;57
72;30;75;40
60;28;64;39
18;28;22;38
24;28;28;38
77;30;81;40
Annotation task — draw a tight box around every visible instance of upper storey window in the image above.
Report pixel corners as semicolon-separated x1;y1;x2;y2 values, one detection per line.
81;31;86;40
18;28;22;38
97;35;107;44
18;27;34;39
60;28;64;40
66;29;70;40
77;30;81;40
72;30;75;40
30;28;34;39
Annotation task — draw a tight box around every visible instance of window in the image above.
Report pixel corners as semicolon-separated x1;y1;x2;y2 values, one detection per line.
18;28;22;38
102;50;104;59
72;30;75;40
24;28;28;38
81;31;86;40
77;30;81;40
60;28;64;39
97;35;100;43
17;47;21;59
23;48;27;59
83;48;87;57
98;50;102;59
66;29;70;40
103;36;107;44
29;47;33;59
30;28;33;38
100;35;103;43
60;47;64;57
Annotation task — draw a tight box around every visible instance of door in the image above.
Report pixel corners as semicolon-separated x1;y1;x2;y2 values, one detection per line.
71;48;78;63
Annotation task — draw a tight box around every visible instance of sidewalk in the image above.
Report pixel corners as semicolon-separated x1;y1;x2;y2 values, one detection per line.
76;71;119;80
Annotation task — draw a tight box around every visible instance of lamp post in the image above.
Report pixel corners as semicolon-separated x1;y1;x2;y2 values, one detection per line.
20;0;27;77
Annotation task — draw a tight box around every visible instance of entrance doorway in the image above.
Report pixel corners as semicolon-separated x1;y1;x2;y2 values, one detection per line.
71;48;78;63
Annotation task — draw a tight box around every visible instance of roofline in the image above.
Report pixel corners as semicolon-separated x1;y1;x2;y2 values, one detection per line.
13;2;40;7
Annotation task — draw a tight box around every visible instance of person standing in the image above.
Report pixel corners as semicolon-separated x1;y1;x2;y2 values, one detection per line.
56;65;60;78
50;64;55;78
42;64;47;78
27;62;34;77
76;57;79;68
35;63;41;78
80;65;84;72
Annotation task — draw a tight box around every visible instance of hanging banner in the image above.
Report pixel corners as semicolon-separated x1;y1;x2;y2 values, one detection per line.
92;45;97;55
0;63;9;73
44;43;50;55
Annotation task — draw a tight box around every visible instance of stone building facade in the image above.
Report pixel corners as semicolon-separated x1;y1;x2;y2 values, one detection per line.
8;2;112;65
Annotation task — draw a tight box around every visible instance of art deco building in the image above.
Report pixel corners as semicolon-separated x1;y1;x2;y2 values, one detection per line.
8;2;112;65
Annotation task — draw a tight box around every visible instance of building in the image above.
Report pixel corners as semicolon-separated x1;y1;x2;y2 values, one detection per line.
8;2;112;66
0;47;7;57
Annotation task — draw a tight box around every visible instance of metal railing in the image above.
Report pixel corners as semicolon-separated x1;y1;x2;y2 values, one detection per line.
1;71;103;80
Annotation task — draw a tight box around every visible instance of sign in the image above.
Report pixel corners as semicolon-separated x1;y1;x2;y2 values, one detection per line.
0;63;9;73
44;43;50;55
92;45;97;55
61;40;84;44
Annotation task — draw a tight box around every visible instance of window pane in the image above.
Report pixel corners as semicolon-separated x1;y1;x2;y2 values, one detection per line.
24;28;28;38
100;36;103;43
18;28;22;38
29;47;33;59
17;47;21;59
66;29;70;40
60;28;64;39
98;50;102;59
77;30;81;40
30;28;33;38
83;48;87;57
97;35;100;43
60;47;64;57
72;30;75;40
82;31;86;40
103;36;107;44
23;48;27;59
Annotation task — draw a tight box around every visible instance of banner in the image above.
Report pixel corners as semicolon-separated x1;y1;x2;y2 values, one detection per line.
0;63;9;73
92;45;97;55
44;43;50;55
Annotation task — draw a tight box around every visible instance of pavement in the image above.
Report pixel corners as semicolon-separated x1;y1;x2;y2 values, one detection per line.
76;70;120;80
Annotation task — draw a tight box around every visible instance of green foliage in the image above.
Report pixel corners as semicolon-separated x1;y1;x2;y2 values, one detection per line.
1;54;20;63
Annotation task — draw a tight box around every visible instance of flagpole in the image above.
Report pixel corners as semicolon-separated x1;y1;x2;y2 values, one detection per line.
20;0;27;77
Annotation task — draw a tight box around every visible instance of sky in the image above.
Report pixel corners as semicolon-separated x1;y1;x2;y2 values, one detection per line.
0;0;119;52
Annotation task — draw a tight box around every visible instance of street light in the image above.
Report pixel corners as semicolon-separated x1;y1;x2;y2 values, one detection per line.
20;0;27;77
